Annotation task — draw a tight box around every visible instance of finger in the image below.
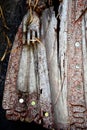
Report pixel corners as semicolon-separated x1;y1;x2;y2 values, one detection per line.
22;33;26;45
32;30;36;44
27;29;30;45
23;11;29;33
37;28;40;38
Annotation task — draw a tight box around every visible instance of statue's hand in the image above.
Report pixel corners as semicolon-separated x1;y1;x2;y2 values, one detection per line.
22;11;40;45
27;12;40;45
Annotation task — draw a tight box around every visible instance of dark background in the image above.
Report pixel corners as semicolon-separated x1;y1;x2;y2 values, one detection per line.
0;0;59;130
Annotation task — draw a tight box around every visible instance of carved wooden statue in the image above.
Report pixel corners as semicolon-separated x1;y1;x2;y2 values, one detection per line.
2;0;56;129
2;0;87;129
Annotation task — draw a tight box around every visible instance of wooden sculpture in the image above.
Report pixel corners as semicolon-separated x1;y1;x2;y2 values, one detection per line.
2;0;55;129
2;0;87;129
